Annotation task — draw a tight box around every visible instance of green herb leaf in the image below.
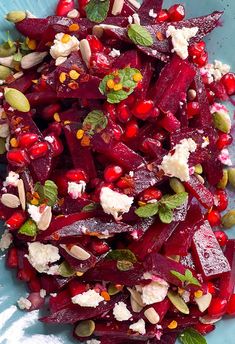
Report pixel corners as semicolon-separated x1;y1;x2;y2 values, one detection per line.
171;269;201;287
82;203;99;212
106;249;137;263
13;50;23;62
83;110;108;136
18;219;37;237
34;180;58;206
117;260;134;271
58;261;75;277
128;24;153;47
160;192;188;209
179;328;207;344
158;206;173;224
99;67;142;104
135;203;159;218
85;0;110;23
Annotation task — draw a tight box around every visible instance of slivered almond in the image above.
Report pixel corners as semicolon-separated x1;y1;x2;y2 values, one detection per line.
127;287;144;307
195;293;212;312
61;244;91;261
130;296;143;313
38;206;52;231
112;0;124;15
80;39;91;68
92;25;104;38
17;179;26;210
144;307;160;324
1;193;20;208
21;52;48;69
199;315;222;325
127;0;141;9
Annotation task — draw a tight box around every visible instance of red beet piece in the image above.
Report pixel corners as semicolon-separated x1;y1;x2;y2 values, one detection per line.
112;50;141;69
49;289;72;313
138;0;163;24
28;292;45;311
194;69;212;127
159;112;181;131
151;299;170;322
219;240;235;301
192;220;231;279
26;91;58;106
109;0;137;17
184;174;214;209
164;201;203;256
131;166;160;195
8;71;37;93
60;245;98;273
40;275;71;293
16;18;48;40
60;196;91;215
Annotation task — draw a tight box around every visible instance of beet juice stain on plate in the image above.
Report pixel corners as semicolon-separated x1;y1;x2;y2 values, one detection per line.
0;0;235;344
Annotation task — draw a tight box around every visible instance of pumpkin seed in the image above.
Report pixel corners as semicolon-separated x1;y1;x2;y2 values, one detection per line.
4;88;30;112
167;290;189;314
195;293;212;312
194;164;203;174
108;283;121;296
228;168;235;187
38;206;52;231
57;261;75;277
144;307;160;324
6;11;26;23
217;169;228;189
74;320;95;337
0;44;16;58
17;179;26;210
1;193;20;208
169;178;185;194
21;52;47;69
222;209;235;229
0;65;12;80
127;287;144;307
213;111;231;133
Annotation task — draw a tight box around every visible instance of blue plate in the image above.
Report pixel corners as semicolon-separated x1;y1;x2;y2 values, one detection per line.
0;0;235;343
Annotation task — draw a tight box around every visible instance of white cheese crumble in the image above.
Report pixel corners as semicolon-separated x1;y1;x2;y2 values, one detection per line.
159;138;197;182
129;319;146;335
50;32;80;59
26;242;60;273
201;136;210;148
166;26;198;60
136;278;169;305
219;148;232;166
71;290;104;308
40;289;47;298
113;301;132;321
100;187;134;220
132;13;141;25
67;9;80;18
17;297;32;310
109;48;121;58
201;60;230;83
0;229;13;251
181;290;191;303
27;204;50;225
86;340;101;344
149;9;157;18
0;123;9;138
3;171;19;187
44;135;55;144
68;181;86;199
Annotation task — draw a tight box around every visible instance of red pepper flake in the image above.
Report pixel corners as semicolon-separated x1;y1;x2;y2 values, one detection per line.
68;81;79;90
69;23;80;32
156;31;165;41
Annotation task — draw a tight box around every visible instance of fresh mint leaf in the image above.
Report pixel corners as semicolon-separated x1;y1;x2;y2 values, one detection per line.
160;192;188;209
58;261;75;277
85;0;110;23
171;269;201;287
135;203;159;218
179;328;207;344
159;206;173;224
128;24;153;47
83;110;108;135
106;249;137;263
34;180;58;206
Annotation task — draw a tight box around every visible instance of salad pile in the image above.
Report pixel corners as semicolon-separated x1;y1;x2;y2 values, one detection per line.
0;0;235;343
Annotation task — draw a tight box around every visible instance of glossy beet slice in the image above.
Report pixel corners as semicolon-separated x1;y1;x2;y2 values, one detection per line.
16;18;48;40
40;275;72;294
131;166;160;195
112;50;141;69
49;289;71;313
138;0;163;24
135;59;153;99
192;220;231;279
184;175;214;209
26;91;58;106
64;123;96;179
194;69;212;127
60;196;90;215
219;240;235;301
8;71;37;93
41;292;127;324
164;201;203;256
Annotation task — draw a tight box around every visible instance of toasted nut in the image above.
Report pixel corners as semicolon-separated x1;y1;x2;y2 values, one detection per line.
6;11;26;23
0;65;12;80
74;320;95;337
38;206;52;231
194;164;203;174
195;293;212;312
17;179;26;210
199;315;222;324
213;111;231;133
112;0;125;15
228;168;235;187
1;193;20;208
21;52;47;69
169;178;185;194
61;244;91;260
130;296;143;313
222;210;235;229
167;290;189;315
144;307;160;324
127;287;144;307
217;169;228;189
80;39;91;68
4;88;30;112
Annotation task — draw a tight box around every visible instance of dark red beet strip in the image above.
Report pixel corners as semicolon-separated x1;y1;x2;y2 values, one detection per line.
219;240;235;300
183;174;214;209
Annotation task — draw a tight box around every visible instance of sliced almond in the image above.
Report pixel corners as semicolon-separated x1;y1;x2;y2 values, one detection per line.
195;293;212;312
130;295;143;313
144;307;160;325
21;52;48;70
79;39;91;68
61;244;91;261
1;193;20;208
92;25;104;38
127;0;141;9
199;315;222;325
112;0;124;15
38;206;52;231
17;179;26;210
127;287;144;307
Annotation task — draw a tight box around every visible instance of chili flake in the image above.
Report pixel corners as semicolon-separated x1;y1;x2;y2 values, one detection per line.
59;72;67;83
113;83;123;91
194;290;203;298
133;72;143;82
54;112;61;122
107;79;115;89
76;129;84;140
168;320;178;329
69;23;80;32
10;138;18;148
69;69;80;80
26;37;37;50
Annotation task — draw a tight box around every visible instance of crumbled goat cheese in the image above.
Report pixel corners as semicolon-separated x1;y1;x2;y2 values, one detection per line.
136;278;169;305
159;138;197;182
26;242;60;273
55;56;68;66
40;289;47;298
50;33;80;59
17;297;31;310
72;290;104;308
0;229;13;251
109;48;121;58
182;290;191;303
86;340;101;344
166;26;198;59
219;149;232;166
67;9;80;18
113;301;132;321
201;60;230;83
129;319;146;335
44;135;55;144
0;123;9;138
149;9;157;18
100;187;134;220
68;181;86;199
128;15;133;24
27;204;50;225
3;171;19;187
210;102;229;115
132;13;140;24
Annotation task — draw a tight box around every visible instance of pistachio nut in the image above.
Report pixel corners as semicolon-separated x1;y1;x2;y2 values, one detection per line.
0;56;14;67
222;209;235;229
228;168;235;188
74;320;95;338
4;88;30;112
167;290;189;314
0;137;6;154
213;110;231;134
0;43;16;58
6;11;26;23
194;164;203;174
169;178;185;194
217;169;228;189
0;65;12;80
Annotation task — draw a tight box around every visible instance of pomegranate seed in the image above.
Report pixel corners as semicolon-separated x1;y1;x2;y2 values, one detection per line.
207;297;228;318
221;72;235;95
214;189;228;212
90;238;110;255
47;122;63;136
90;53;111;73
156;9;169;22
66;169;88;182
194;323;215;335
216;132;233;150
207;209;221;227
7;247;18;268
226;294;235;316
153;129;167;141
192;50;208;67
132;100;154;120
168;4;185;21
116;178;132;189
117;103;132;123
46;134;63;157
78;0;89;17
206;88;215;104
214;231;228;247
87;35;104;52
140;187;162;202
54;174;68;196
69;281;86;297
104;165;123;182
103;102;116;121
18;133;39;149
28;277;41;292
124;119;139;139
159;112;181;132
149;107;160;119
186;102;200;118
28;142;49;160
141;138;162;155
6;211;27;230
56;0;75;16
188;41;206;57
17;267;35;282
207;282;216;295
7;149;30;167
42;103;61;121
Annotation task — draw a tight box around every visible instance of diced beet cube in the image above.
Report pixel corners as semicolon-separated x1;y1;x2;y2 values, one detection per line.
184;175;214;209
219;240;235;301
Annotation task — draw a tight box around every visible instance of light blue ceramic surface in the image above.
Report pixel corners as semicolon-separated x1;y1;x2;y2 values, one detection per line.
0;0;235;343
